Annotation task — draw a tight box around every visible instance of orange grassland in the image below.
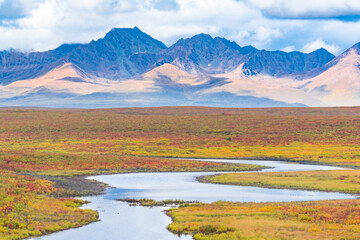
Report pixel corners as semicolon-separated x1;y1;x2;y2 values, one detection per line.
201;169;360;194
0;106;359;239
0;107;359;171
167;200;360;240
0;169;98;240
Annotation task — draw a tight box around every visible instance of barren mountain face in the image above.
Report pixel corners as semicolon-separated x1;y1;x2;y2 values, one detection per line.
1;27;359;108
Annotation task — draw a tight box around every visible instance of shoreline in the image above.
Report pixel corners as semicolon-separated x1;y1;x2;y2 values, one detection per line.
196;174;360;196
27;158;356;240
160;156;359;169
34;159;269;198
34;155;354;199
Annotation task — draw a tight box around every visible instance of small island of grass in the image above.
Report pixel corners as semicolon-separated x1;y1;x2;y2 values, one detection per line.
117;198;199;207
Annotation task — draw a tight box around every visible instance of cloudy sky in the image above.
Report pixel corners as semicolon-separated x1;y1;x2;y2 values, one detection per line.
1;0;360;55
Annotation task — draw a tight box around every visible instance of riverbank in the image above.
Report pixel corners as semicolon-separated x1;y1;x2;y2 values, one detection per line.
0;159;262;240
39;159;265;197
167;199;360;240
0;170;99;240
198;169;360;194
29;159;356;240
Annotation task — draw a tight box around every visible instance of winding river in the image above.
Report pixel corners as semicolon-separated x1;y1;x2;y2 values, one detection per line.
34;159;356;240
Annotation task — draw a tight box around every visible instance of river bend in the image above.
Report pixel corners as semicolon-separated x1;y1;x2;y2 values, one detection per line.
34;159;355;240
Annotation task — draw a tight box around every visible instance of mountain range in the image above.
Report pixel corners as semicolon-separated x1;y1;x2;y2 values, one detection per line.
0;27;359;108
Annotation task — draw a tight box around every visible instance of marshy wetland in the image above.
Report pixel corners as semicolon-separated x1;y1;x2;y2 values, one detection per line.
0;107;359;239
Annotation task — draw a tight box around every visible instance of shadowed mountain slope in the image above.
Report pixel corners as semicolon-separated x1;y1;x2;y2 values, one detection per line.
1;27;359;108
0;27;167;84
0;27;335;85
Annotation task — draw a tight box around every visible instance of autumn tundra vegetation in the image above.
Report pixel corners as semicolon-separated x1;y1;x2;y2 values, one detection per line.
167;200;360;240
200;170;360;194
0;106;359;239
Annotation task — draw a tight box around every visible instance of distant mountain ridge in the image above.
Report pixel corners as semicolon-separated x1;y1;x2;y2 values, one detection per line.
155;33;257;75
0;27;167;84
0;27;334;85
1;27;359;108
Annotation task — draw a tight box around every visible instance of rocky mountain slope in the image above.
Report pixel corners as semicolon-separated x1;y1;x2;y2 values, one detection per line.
301;43;360;106
0;27;358;108
0;27;167;84
0;27;334;84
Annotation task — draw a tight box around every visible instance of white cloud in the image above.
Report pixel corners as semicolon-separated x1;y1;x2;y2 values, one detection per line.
281;46;296;52
253;26;281;42
0;0;262;51
247;0;360;19
301;38;341;55
229;30;250;45
0;0;358;55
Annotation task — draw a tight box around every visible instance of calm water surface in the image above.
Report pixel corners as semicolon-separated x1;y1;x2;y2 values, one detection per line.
34;159;356;240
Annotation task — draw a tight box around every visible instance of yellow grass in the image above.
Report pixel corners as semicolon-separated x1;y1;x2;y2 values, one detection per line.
201;170;360;194
167;200;360;240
